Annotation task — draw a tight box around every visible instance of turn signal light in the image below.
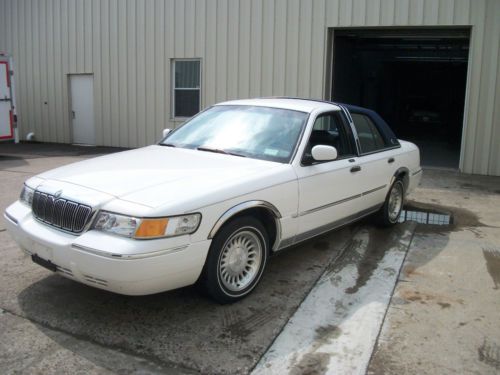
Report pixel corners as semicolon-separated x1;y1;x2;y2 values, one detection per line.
135;218;169;238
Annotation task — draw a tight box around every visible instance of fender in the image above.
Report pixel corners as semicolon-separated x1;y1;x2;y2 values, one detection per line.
390;167;410;192
208;200;282;249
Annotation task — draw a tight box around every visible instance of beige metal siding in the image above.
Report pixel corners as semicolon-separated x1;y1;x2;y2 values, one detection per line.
0;0;499;175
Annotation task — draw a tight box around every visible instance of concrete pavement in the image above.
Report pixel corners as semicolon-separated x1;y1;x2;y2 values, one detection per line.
1;143;499;374
368;169;500;375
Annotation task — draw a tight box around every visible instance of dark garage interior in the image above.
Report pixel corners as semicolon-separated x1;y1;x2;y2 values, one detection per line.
332;28;470;168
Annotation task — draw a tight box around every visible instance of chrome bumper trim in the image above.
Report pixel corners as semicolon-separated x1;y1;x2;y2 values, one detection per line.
71;243;189;260
4;211;18;225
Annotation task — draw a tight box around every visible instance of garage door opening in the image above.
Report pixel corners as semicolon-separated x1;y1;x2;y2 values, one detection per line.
330;28;470;169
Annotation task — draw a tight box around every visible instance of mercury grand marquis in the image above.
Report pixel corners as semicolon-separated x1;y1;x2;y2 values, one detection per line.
4;98;422;303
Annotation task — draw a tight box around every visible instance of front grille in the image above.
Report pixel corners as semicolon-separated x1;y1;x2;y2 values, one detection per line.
32;191;93;233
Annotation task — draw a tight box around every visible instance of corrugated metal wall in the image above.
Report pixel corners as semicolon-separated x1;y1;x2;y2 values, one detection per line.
0;0;499;175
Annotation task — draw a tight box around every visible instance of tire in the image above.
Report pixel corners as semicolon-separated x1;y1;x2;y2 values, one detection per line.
199;216;269;304
376;179;404;227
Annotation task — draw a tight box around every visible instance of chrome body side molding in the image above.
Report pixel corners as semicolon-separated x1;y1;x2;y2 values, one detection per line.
296;185;386;218
275;204;382;252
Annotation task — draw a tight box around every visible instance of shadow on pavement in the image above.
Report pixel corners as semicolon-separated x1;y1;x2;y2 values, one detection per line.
0;141;128;157
14;202;470;374
16;226;354;374
0;155;29;169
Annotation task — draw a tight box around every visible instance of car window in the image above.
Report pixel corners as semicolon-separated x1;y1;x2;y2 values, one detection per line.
303;111;355;164
351;113;386;153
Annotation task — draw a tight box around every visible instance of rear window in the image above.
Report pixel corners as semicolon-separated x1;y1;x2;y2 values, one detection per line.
351;113;387;153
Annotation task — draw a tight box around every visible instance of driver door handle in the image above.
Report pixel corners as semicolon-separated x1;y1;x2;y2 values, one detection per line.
350;165;361;173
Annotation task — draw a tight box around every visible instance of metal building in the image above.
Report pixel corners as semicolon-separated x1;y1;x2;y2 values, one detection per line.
0;0;499;175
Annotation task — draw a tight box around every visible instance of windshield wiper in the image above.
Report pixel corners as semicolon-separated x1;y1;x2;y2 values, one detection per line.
160;143;177;147
196;146;246;157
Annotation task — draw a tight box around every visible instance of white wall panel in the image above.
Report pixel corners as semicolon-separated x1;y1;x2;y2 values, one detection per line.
272;0;287;95
215;0;228;102
0;0;499;175
297;0;312;98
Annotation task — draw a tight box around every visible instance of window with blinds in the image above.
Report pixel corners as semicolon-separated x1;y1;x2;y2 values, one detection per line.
172;59;201;118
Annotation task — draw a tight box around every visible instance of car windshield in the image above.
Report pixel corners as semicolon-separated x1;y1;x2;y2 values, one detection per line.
161;105;308;163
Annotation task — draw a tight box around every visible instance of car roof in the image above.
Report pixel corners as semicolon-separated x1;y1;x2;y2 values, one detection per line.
215;97;342;113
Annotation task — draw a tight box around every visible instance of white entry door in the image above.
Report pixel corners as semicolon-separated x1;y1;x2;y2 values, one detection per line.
70;75;95;145
0;61;13;140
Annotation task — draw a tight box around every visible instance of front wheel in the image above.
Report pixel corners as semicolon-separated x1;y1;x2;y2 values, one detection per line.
376;179;404;226
199;216;269;304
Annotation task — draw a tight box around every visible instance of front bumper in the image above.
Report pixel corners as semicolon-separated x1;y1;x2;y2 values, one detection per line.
4;201;211;295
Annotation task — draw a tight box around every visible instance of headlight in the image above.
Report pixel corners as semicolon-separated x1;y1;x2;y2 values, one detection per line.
93;212;140;237
20;185;35;206
92;211;201;239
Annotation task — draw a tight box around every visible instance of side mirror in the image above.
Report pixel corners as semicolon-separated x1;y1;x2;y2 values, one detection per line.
311;145;338;161
162;128;171;138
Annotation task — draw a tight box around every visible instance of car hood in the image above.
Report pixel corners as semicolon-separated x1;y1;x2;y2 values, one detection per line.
37;145;294;210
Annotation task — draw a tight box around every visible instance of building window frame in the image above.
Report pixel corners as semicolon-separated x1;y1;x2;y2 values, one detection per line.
171;58;202;120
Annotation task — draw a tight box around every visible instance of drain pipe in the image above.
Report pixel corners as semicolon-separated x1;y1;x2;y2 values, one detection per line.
26;132;35;141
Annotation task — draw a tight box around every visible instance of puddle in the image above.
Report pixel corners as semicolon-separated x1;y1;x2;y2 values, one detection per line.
399;208;453;226
398;201;493;236
344;224;409;295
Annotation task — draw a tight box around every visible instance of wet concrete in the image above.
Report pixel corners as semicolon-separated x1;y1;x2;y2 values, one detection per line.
0;310;186;375
1;143;359;374
402;200;491;233
482;247;500;290
368;169;500;375
345;226;397;295
253;222;416;375
3;145;500;374
0;141;128;157
0;228;353;374
400;205;454;226
289;352;330;375
478;338;500;370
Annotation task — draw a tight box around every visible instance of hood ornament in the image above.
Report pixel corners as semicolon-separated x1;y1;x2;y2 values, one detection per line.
54;190;63;198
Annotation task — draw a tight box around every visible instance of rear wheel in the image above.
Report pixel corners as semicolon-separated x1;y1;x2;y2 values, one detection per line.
199;216;269;304
376;179;404;226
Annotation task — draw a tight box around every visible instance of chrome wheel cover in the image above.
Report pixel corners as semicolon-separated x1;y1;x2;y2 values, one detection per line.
219;229;263;292
388;182;403;222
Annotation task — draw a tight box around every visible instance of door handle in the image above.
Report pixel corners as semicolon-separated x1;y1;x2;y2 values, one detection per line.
72;110;76;119
388;157;395;164
350;165;361;173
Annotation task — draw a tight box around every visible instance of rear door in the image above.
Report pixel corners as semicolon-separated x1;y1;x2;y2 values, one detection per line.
349;111;398;208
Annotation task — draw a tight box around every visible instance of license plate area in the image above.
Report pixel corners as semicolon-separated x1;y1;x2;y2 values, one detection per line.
31;254;57;272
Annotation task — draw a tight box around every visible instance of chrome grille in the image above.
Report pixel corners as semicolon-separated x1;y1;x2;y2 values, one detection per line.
32;191;92;233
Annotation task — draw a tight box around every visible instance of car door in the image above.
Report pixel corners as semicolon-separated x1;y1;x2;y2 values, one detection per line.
349;111;398;209
294;110;364;240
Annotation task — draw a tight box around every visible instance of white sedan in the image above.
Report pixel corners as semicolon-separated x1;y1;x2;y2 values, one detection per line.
4;98;421;303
